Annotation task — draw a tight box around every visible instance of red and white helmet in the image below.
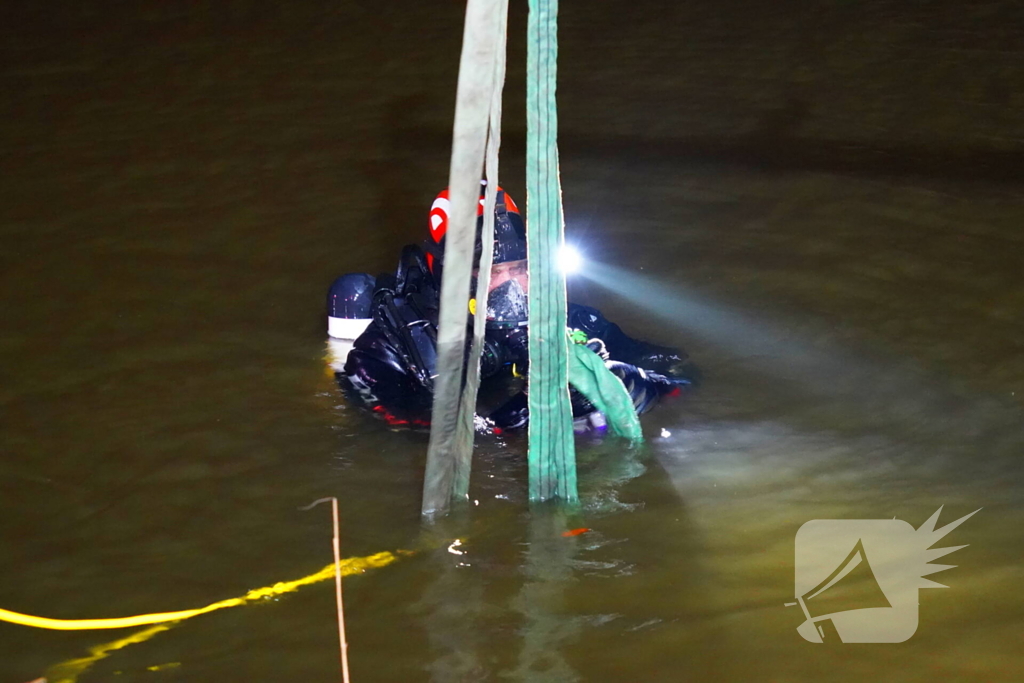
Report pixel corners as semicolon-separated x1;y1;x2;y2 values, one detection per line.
426;184;524;274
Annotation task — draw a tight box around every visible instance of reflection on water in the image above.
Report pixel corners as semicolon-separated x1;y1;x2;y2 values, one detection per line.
505;512;580;683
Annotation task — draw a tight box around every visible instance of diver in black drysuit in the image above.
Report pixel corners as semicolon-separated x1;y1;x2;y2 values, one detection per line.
328;186;697;433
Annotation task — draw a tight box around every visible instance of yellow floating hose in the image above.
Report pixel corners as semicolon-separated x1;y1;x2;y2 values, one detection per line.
11;549;413;683
1;550;409;631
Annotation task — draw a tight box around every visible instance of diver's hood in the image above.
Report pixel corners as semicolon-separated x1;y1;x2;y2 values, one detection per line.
476;192;527;265
489;197;527;264
486;278;529;328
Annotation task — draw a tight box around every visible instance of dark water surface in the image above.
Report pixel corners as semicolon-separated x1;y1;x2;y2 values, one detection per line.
2;2;1023;681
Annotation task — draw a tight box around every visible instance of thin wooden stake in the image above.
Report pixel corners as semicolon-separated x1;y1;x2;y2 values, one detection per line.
302;497;351;682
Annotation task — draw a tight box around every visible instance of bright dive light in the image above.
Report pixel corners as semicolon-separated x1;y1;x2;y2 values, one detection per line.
558;244;582;274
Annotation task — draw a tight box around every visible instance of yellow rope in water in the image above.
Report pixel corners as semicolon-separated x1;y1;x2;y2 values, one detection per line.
14;549;413;683
0;550;409;631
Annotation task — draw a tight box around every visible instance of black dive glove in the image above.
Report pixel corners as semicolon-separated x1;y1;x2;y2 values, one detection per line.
604;360;682;415
567;304;699;384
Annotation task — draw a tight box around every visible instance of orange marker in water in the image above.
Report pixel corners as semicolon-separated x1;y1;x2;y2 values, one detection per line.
562;528;591;537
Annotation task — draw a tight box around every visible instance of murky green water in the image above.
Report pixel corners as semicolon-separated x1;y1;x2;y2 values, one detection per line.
2;3;1023;681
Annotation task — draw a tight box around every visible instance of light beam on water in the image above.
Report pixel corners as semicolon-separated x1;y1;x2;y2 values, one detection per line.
581;261;843;377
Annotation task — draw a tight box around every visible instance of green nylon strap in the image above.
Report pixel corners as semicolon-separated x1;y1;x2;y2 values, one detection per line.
527;0;577;503
567;342;644;443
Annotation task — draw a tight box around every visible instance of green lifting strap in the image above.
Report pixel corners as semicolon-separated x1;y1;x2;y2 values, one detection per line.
567;341;644;443
527;0;577;503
